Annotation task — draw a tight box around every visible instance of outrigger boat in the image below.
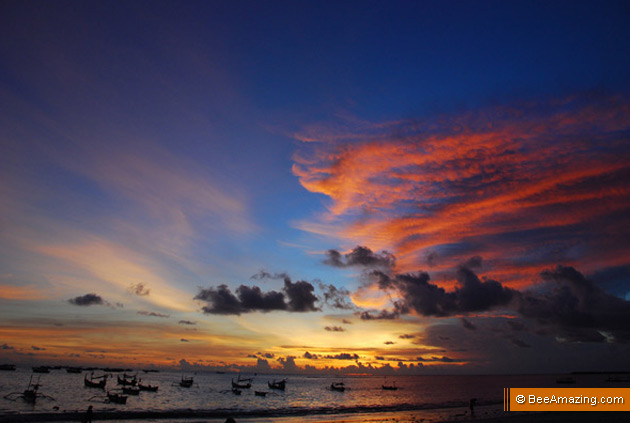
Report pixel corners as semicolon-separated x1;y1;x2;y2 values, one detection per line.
106;391;127;404
330;382;345;392
268;379;286;390
179;375;194;388
232;373;253;389
4;375;54;403
84;373;107;389
117;374;137;386
138;381;159;392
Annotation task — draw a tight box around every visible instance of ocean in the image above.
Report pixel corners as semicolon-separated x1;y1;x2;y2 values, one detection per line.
0;368;622;422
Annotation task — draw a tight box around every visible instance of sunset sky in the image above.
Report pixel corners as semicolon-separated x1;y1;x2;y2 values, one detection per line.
1;1;629;374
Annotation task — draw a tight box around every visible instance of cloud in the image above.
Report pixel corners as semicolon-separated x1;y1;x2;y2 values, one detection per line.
68;293;105;306
518;265;630;343
326;353;359;360
250;270;290;280
384;341;395;345
31;345;46;351
293;96;630;279
510;338;530;348
324;326;346;332
303;351;319;359
398;334;416;339
1;344;14;350
178;320;197;325
129;283;150;296
137;310;170;318
324;246;396;269
180;338;190;342
319;283;355;310
195;277;320;315
368;263;516;317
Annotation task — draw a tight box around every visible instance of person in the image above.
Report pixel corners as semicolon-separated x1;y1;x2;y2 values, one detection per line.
84;405;93;423
469;398;476;418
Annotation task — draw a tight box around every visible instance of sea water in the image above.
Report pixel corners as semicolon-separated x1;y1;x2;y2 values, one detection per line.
0;368;621;421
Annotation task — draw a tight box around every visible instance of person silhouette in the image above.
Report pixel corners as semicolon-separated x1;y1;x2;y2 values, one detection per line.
469;398;477;418
84;405;93;423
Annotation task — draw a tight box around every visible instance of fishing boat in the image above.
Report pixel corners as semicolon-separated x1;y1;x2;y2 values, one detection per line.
232;378;251;389
179;375;194;388
0;364;16;371
382;377;397;390
117;374;137;386
268;379;286;390
330;382;345;392
84;373;107;389
138;382;159;392
4;376;54;403
106;392;127;404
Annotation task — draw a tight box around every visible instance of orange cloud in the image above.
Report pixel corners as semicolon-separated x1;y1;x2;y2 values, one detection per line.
293;96;630;287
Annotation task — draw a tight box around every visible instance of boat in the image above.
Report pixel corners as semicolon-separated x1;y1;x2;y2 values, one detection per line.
179;375;194;388
138;382;159;392
382;383;397;390
232;378;251;389
32;366;50;373
84;373;107;389
106;392;127;404
117;375;137;386
0;364;16;371
255;391;267;396
231;388;241;395
556;376;576;384
4;376;54;403
330;382;345;392
268;379;286;390
122;386;140;395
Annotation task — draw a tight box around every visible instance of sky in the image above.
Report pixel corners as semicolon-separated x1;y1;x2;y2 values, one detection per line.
1;0;629;375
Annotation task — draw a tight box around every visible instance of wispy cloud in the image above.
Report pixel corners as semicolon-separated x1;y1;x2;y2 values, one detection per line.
292;95;630;285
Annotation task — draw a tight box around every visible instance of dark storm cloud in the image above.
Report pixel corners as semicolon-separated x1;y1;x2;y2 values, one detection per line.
195;277;320;315
324;246;395;269
128;283;150;296
68;293;105;306
319;283;355;310
325;326;346;332
517;265;630;343
461;318;477;330
368;260;516;317
137;310;170;318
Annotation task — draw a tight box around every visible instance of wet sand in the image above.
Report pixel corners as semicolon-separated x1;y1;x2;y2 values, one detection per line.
2;405;629;423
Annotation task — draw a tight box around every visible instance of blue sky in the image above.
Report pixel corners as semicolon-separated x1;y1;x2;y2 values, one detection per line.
1;0;629;373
